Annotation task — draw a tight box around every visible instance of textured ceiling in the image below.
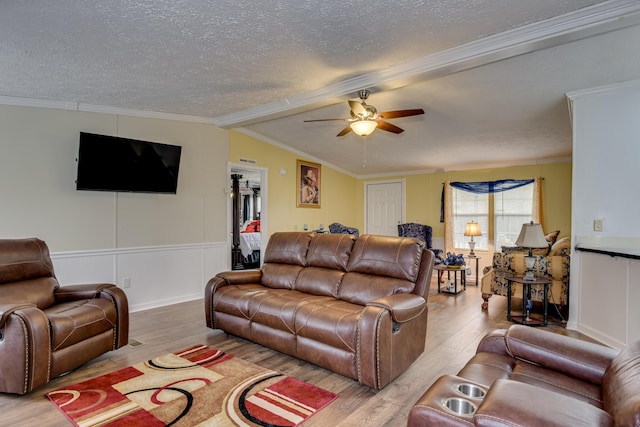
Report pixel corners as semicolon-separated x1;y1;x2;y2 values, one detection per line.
2;0;639;175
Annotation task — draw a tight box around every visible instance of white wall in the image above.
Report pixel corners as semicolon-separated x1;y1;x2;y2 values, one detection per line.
568;79;640;347
0;104;230;311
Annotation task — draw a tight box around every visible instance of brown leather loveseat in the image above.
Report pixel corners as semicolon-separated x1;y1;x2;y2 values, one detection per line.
205;232;434;389
408;325;640;426
0;238;129;394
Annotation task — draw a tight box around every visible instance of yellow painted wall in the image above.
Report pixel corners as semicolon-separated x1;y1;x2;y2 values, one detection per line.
229;131;360;235
230;131;571;240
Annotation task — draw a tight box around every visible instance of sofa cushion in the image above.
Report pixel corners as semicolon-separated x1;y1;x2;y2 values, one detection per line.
474;380;613;427
261;232;312;289
294;299;361;353
0;277;58;310
0;238;58;309
295;267;344;298
248;289;332;334
262;232;311;266
0;238;55;284
346;234;423;281
509;361;603;407
212;283;270;319
339;272;415;305
306;233;355;271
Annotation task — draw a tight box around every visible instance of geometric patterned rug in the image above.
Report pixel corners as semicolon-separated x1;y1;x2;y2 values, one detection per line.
47;344;338;427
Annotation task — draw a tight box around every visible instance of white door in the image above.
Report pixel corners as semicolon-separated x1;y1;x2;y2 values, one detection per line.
366;180;404;236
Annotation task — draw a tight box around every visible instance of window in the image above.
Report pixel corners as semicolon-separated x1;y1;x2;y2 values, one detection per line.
452;190;488;249
494;184;533;248
452;181;534;251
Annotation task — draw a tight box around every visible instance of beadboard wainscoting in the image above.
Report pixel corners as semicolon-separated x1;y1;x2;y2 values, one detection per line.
51;242;228;312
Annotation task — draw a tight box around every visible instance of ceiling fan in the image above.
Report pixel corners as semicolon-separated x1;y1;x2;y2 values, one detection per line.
304;89;424;137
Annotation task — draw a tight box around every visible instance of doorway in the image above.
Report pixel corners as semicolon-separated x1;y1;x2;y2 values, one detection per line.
365;179;405;236
228;163;267;270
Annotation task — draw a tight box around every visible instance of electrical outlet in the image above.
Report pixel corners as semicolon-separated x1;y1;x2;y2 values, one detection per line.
123;277;131;288
593;219;603;232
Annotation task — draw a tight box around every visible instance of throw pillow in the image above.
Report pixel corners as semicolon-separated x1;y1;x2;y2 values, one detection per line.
545;230;560;247
545;230;560;255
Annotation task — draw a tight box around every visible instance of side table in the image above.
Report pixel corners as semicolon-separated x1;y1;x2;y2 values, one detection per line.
435;265;470;295
465;256;481;286
506;276;550;326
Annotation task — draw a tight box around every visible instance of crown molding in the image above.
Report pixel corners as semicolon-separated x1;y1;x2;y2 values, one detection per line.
213;0;640;128
566;77;640;100
78;104;214;124
0;96;215;124
234;128;356;178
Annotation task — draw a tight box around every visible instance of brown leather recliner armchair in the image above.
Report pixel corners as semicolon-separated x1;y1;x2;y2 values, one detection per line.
0;238;129;394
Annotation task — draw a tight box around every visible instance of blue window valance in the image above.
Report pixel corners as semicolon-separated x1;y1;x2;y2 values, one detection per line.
450;179;534;194
440;179;534;222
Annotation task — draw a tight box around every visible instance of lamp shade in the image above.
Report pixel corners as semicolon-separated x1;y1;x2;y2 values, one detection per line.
350;120;378;136
464;221;482;237
515;222;548;248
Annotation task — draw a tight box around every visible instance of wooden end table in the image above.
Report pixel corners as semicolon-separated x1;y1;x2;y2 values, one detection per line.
435;264;470;295
506;276;551;326
465;256;481;286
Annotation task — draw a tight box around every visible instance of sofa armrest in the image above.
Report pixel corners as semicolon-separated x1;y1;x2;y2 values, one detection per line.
215;270;263;285
505;325;618;385
0;304;51;394
204;270;263;329
0;303;36;328
474;379;613;427
54;283;118;302
54;284;129;349
367;294;426;323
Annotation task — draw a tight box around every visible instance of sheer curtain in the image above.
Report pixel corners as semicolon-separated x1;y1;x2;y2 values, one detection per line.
443;178;542;255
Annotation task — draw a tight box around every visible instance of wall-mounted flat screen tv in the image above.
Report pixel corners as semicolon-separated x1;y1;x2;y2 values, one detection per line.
76;132;182;194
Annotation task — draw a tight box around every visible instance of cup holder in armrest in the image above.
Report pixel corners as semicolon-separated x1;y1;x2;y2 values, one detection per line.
456;383;486;398
442;397;476;416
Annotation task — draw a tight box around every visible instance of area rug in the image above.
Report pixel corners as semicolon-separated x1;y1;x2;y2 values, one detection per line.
47;344;338;427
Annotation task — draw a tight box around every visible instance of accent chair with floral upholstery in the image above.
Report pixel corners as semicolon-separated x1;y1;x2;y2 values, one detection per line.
328;222;360;236
481;235;571;311
397;223;443;263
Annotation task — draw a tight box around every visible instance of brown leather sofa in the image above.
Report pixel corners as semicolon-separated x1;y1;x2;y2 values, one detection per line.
0;238;129;394
205;232;434;389
408;325;640;426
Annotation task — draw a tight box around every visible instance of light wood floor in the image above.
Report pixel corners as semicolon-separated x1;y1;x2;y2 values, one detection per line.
1;277;591;427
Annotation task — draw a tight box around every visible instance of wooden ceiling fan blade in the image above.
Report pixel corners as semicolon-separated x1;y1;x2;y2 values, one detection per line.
304;118;350;122
376;120;404;134
336;124;353;137
377;109;425;119
348;100;367;116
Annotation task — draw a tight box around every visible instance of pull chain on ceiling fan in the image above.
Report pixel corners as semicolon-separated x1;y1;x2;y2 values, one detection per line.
304;89;424;137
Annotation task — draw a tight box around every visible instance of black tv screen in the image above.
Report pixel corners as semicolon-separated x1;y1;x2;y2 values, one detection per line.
76;132;182;194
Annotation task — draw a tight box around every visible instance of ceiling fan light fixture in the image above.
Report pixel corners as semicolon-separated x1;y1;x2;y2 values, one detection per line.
350;120;377;136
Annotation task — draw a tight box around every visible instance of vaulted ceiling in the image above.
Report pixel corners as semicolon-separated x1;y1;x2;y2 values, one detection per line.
2;0;639;176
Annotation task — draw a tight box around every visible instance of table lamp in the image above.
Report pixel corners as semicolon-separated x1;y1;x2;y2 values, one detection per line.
464;221;482;257
515;222;548;281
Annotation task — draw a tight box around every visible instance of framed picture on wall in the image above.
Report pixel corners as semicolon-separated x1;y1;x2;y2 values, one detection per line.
297;159;321;208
